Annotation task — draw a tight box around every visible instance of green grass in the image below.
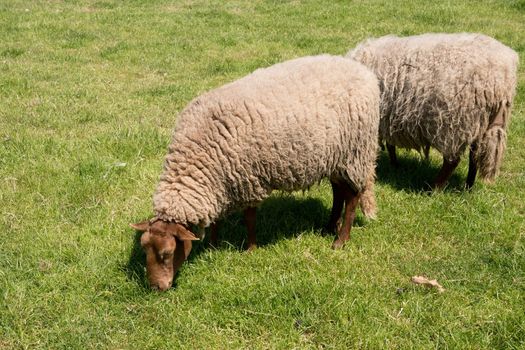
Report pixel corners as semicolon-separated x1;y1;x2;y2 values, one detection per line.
1;0;524;348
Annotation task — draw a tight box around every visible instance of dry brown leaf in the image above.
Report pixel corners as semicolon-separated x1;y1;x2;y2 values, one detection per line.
411;275;445;293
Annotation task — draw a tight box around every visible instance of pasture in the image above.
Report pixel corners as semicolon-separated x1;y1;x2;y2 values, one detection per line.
0;0;524;348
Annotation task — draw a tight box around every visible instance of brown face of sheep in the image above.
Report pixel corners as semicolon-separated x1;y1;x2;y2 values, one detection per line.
130;219;199;291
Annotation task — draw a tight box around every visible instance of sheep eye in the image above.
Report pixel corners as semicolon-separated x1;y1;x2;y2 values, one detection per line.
159;252;173;261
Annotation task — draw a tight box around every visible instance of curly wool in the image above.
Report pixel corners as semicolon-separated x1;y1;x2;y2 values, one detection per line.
153;55;380;227
347;33;518;180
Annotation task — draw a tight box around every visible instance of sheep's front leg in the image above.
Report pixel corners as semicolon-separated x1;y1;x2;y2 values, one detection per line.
386;143;399;168
325;181;344;234
244;207;257;251
423;145;431;160
465;143;478;189
332;185;361;250
433;156;460;189
209;223;219;248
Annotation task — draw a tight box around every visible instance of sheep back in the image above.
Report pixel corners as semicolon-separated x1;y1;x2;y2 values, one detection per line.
153;55;380;226
347;33;518;179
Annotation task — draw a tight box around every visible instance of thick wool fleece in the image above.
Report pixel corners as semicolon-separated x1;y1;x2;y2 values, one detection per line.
347;33;518;180
153;55;380;227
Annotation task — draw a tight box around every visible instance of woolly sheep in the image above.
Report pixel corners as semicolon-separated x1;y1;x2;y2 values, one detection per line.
131;55;380;290
347;33;518;189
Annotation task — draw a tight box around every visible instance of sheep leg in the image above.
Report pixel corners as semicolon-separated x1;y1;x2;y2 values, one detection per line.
433;157;460;189
465;143;478;189
209;223;219;248
325;181;344;234
244;207;257;251
386;143;399;167
423;145;430;160
332;185;361;250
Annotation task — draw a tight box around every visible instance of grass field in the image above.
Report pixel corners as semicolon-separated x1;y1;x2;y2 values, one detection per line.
1;0;524;348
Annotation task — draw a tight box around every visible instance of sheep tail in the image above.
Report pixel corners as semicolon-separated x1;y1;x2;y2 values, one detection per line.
476;101;510;182
359;171;377;220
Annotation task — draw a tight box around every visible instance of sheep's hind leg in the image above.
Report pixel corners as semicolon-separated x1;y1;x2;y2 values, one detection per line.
386;143;399;168
324;181;344;234
332;184;361;250
244;207;257;251
465;143;478;189
433;156;460;190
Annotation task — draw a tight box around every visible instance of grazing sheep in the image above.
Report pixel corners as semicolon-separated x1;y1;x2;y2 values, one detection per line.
131;55;380;290
347;33;518;189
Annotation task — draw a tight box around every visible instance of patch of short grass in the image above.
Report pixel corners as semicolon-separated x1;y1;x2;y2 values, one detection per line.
0;0;524;349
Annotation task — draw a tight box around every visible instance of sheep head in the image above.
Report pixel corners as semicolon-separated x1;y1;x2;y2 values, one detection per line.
130;219;199;291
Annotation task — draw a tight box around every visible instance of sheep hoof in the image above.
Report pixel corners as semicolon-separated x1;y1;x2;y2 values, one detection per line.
246;243;257;252
331;239;346;250
464;183;474;191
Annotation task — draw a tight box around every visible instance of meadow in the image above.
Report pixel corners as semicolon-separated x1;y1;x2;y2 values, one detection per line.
0;0;524;348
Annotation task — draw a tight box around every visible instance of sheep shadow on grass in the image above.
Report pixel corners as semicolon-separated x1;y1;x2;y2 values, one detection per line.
125;193;365;288
125;231;149;290
214;194;365;249
375;150;464;192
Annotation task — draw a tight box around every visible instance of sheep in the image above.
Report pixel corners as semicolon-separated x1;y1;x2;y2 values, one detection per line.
131;55;380;291
347;33;518;189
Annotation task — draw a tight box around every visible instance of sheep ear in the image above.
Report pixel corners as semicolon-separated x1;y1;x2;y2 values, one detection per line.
173;240;193;273
130;220;150;232
174;225;200;241
182;240;193;258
